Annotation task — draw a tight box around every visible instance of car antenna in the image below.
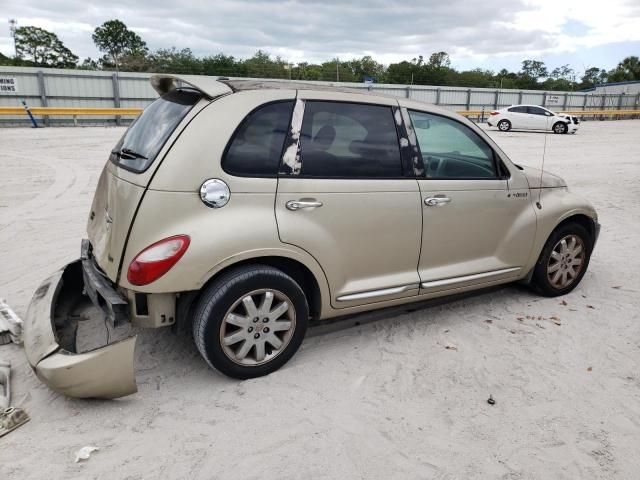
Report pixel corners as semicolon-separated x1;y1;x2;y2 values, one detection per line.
536;116;550;210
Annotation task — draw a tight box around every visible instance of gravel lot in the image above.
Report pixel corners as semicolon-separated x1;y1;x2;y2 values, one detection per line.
0;120;639;479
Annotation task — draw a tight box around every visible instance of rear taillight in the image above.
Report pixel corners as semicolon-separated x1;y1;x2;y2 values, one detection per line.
127;235;190;286
490;111;499;116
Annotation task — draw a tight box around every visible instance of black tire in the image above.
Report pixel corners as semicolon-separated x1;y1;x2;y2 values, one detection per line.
497;119;511;132
552;122;568;134
531;222;593;297
192;264;309;379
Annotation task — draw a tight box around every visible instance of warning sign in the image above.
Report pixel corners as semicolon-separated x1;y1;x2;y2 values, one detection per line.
0;77;18;93
546;94;561;106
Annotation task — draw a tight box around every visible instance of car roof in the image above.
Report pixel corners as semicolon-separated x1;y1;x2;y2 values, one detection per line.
506;104;551;108
149;74;478;123
151;74;398;101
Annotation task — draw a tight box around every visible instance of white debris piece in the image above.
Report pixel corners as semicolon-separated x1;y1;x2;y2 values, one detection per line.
0;299;23;345
75;446;99;463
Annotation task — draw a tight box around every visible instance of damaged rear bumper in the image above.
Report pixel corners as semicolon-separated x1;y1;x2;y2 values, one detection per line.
23;260;137;399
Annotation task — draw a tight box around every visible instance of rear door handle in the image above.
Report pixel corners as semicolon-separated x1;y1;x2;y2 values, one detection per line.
286;200;323;211
424;196;451;207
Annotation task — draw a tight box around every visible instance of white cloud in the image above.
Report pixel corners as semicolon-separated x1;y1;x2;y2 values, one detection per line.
1;0;638;67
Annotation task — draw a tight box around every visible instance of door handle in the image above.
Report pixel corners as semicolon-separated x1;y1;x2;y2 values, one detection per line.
286;200;323;211
424;196;451;207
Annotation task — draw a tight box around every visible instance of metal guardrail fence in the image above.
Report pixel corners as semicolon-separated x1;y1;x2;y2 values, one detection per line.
3;106;639;128
1;66;639;126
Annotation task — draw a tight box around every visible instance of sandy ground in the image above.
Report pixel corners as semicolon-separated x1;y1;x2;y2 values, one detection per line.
0;121;639;479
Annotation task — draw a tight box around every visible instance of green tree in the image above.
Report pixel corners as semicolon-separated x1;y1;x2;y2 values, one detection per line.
580;67;607;88
14;26;78;67
79;57;100;70
520;59;548;79
427;52;451;69
386;59;420;84
201;54;242;76
241;50;288;79
149;48;201;74
457;68;496;88
343;56;386;82
517;59;549;89
92;19;148;71
607;56;640;82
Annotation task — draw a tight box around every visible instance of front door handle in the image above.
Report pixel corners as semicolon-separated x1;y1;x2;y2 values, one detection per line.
286;200;323;211
424;196;451;207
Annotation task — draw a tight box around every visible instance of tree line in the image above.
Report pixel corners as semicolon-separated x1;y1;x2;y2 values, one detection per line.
2;19;639;90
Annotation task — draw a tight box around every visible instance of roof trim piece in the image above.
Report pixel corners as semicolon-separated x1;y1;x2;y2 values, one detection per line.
219;79;376;96
150;74;233;99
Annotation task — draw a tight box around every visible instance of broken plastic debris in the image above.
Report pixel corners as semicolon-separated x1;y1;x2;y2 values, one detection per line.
0;299;23;345
0;360;10;409
0;407;30;438
75;446;99;463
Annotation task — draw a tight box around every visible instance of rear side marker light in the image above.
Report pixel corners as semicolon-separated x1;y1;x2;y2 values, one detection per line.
127;235;190;286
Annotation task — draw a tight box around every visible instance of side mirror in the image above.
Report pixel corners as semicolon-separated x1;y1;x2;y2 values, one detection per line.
413;119;431;129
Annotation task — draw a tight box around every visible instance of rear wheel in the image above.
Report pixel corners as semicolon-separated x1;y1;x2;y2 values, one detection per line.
531;223;593;296
553;122;568;134
498;119;511;131
192;265;309;379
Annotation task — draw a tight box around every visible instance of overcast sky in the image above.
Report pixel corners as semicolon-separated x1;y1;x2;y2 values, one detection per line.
1;0;639;74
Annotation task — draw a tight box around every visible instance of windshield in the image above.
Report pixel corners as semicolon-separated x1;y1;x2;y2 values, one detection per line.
111;89;202;172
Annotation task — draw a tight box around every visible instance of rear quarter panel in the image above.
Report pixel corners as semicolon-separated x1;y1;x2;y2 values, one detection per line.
119;89;331;306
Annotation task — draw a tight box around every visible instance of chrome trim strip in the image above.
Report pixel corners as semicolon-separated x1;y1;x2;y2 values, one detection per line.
336;284;419;302
420;267;522;289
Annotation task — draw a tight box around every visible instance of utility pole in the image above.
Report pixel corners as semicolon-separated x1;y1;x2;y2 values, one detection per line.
9;19;18;58
336;57;339;82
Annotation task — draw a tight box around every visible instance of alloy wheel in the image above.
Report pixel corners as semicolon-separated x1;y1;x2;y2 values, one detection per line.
219;289;296;366
547;234;585;289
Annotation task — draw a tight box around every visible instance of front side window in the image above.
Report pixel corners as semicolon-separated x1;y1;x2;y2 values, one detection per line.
409;111;499;179
527;106;548;116
298;101;402;178
223;101;294;176
111;89;202;173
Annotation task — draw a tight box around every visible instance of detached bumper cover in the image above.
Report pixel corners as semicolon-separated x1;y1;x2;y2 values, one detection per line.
23;260;137;399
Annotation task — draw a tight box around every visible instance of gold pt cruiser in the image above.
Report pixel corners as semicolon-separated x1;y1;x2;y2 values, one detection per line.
24;75;600;398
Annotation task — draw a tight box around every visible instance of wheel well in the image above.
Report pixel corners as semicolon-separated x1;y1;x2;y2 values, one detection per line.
181;256;323;323
555;214;595;242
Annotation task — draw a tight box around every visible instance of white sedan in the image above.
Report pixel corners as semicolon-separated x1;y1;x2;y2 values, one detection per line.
487;105;579;134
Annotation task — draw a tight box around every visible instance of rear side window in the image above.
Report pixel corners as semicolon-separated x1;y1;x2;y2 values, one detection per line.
508;106;527;113
409;110;498;179
111;89;202;173
223;101;294;176
298;101;402;178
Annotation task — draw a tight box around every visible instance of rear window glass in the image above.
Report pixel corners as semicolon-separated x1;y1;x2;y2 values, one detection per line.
223;101;294;176
111;89;202;173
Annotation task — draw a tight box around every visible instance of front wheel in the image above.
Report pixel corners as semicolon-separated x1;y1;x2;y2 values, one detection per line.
552;122;568;134
192;265;309;379
531;223;593;297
